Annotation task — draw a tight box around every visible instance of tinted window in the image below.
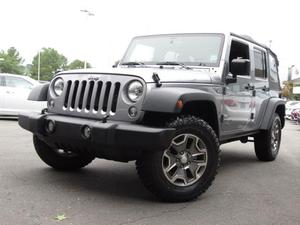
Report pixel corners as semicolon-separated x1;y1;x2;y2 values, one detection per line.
269;54;279;83
254;49;266;78
5;76;33;89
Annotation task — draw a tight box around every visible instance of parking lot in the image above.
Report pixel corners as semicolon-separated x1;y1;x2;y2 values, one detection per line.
0;118;299;225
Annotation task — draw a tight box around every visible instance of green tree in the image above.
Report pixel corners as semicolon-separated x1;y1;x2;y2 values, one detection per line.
282;81;293;99
282;81;300;100
67;59;91;70
31;48;67;81
0;47;24;74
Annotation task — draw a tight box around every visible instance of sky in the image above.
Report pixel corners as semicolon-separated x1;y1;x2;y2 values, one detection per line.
0;0;299;81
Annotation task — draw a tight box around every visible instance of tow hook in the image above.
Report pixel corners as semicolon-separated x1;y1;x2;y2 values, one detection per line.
102;115;110;123
41;108;48;114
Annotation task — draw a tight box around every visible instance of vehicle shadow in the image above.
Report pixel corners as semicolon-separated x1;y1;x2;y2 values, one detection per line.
219;147;258;171
0;116;18;121
26;147;259;202
32;162;154;202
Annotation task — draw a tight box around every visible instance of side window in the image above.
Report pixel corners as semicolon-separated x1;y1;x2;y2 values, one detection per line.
269;54;279;83
254;48;266;79
229;40;250;76
5;76;33;89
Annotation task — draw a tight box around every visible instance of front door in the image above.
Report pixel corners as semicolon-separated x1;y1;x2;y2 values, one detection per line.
2;76;33;114
221;39;254;132
222;77;253;132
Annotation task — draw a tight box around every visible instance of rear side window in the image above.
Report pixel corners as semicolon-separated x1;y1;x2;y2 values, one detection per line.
269;54;279;83
254;48;267;79
268;54;280;90
5;76;33;89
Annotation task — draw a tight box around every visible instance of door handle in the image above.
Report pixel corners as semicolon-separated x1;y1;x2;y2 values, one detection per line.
6;91;14;94
245;84;255;90
262;86;270;92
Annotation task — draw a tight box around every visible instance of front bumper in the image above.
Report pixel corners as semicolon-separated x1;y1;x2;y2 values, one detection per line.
18;112;175;161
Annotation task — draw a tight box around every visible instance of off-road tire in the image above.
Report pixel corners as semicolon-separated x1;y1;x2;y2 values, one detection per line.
33;135;95;171
254;113;282;161
136;115;220;202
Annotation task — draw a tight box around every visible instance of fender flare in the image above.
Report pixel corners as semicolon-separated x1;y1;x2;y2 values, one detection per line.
142;87;219;113
28;83;49;101
260;98;285;130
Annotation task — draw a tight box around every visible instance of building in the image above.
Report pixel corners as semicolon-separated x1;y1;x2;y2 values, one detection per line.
292;77;300;94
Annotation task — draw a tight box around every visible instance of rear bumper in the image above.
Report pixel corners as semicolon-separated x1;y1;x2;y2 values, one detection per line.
18;112;175;161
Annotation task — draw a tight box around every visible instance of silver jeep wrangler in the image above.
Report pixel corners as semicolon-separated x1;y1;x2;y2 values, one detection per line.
19;33;285;202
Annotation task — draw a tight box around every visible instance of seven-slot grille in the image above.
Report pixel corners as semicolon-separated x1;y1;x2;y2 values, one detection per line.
63;80;121;115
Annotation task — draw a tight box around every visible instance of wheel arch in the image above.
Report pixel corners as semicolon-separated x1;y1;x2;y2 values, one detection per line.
260;98;285;130
28;83;49;101
180;100;220;138
142;88;221;138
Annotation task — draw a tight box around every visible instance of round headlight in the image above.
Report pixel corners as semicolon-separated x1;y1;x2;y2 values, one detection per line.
53;78;64;96
127;81;144;102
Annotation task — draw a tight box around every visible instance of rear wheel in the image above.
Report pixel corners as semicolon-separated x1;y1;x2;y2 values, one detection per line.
136;116;220;202
254;113;282;161
33;135;95;171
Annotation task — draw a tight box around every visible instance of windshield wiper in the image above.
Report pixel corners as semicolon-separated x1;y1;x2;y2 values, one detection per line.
198;62;207;66
156;61;182;66
157;61;192;70
120;62;145;66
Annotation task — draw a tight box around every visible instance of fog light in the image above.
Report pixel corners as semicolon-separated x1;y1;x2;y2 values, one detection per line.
128;106;138;118
46;120;55;133
82;126;91;139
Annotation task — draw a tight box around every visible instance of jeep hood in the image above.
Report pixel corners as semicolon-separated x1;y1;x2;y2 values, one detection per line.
60;67;214;83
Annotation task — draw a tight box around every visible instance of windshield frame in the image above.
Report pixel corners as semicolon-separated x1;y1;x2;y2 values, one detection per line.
120;33;225;68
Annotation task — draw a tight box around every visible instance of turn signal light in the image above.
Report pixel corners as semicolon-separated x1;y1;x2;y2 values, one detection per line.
176;100;183;109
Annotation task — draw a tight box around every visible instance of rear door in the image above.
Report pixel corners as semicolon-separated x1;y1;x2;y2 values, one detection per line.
249;46;270;130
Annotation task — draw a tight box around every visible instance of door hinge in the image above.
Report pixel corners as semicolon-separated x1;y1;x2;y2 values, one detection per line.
262;86;270;92
252;90;256;97
222;87;226;95
250;113;254;120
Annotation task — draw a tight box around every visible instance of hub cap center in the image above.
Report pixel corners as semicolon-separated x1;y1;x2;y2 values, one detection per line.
179;153;188;164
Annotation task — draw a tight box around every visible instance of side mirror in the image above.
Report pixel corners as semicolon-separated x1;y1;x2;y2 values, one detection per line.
223;61;237;84
231;58;250;76
112;60;120;68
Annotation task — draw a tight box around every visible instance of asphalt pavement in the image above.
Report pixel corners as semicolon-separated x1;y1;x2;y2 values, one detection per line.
0;118;299;225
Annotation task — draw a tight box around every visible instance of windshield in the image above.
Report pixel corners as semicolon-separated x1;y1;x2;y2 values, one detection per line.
121;34;224;67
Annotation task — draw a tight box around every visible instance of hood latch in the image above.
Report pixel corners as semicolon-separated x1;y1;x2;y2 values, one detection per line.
152;72;162;87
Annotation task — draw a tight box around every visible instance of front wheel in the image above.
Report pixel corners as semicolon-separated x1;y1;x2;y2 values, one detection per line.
254;113;282;161
136;116;220;202
33;135;95;171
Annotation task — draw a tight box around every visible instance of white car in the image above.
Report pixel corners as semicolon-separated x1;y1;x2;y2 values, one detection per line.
0;73;46;116
285;101;300;120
